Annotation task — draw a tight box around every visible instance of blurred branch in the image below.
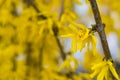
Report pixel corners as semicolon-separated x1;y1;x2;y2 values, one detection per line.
23;0;39;12
24;0;66;60
23;0;47;19
39;31;47;71
25;42;32;77
52;25;66;60
12;54;17;71
52;0;66;60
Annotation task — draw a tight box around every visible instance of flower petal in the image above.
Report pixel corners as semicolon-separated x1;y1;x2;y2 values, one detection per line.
72;39;77;53
108;61;119;80
60;34;73;38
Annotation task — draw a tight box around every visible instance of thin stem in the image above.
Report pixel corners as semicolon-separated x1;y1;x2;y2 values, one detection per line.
26;44;32;65
52;0;66;60
52;25;66;60
25;42;32;76
39;31;47;71
12;54;17;71
89;0;112;60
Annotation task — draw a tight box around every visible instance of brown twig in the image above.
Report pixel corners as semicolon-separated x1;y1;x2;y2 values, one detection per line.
89;0;120;78
52;25;66;60
89;0;112;60
52;0;66;60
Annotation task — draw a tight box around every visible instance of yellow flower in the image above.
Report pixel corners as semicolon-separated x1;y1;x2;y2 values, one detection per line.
61;10;78;23
38;18;54;35
74;0;82;5
59;56;79;72
83;49;103;72
90;59;119;80
61;24;97;53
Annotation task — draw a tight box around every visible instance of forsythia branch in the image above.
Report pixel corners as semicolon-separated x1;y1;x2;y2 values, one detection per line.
89;0;112;60
53;0;66;60
23;0;47;19
53;26;66;60
89;0;119;78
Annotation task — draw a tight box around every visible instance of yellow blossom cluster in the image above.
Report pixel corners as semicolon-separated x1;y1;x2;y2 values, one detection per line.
0;0;120;80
